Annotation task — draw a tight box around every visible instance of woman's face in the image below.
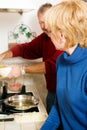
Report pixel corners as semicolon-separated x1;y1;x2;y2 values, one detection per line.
48;30;66;51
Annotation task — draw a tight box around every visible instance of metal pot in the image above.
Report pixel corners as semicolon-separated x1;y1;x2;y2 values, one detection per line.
3;94;39;111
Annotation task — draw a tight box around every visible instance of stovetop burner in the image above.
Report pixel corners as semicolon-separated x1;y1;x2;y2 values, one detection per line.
0;85;39;114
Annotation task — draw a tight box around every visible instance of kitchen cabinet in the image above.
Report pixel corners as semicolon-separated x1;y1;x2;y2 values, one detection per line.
0;9;33;15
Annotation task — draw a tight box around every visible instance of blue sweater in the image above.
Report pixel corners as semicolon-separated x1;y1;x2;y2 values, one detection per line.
41;45;87;130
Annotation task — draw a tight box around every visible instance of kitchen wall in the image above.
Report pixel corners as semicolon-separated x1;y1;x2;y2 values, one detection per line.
0;0;61;53
0;11;39;53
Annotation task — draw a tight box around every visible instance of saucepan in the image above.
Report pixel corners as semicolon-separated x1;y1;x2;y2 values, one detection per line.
0;94;39;111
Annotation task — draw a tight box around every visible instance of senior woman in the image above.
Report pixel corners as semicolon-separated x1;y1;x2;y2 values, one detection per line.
41;0;87;130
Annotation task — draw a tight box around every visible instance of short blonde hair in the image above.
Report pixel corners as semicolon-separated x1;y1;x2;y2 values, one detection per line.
44;0;87;48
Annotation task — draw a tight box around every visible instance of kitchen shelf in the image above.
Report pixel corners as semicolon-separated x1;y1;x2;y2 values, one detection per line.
0;8;35;15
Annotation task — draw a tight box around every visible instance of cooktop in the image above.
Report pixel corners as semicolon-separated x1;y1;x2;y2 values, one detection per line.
0;85;39;114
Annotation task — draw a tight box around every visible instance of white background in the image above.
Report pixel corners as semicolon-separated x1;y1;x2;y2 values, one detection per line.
0;0;61;53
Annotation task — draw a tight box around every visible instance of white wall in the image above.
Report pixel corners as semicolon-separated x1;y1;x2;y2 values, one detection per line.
0;0;61;9
0;0;61;53
0;11;40;53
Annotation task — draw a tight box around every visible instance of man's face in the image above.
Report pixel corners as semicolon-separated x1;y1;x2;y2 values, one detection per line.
38;12;48;34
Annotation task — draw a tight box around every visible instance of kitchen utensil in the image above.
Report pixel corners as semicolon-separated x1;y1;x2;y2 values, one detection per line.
0;80;3;96
0;118;14;122
2;94;39;111
0;65;11;78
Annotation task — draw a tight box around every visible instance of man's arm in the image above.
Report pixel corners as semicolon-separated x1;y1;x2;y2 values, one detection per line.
5;62;46;79
24;62;46;74
0;50;13;61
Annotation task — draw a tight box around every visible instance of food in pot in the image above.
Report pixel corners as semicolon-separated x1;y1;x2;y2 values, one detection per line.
8;99;34;110
4;94;39;110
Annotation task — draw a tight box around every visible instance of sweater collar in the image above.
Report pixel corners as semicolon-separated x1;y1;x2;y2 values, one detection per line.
63;45;87;64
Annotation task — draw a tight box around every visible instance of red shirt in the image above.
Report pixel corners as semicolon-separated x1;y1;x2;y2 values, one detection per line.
11;33;63;93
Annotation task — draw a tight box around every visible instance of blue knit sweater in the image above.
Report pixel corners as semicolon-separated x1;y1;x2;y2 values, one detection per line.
41;45;87;130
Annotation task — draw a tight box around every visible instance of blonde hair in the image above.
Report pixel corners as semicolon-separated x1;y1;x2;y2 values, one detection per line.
44;0;87;48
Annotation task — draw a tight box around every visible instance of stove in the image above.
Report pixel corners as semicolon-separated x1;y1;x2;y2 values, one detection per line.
0;85;39;114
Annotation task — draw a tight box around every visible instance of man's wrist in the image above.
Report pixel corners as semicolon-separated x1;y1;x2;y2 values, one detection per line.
21;66;25;75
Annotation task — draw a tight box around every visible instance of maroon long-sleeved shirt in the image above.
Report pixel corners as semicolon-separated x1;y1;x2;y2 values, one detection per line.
10;33;63;93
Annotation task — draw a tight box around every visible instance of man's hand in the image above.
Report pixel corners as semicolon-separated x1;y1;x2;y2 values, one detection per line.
7;65;22;78
0;50;13;62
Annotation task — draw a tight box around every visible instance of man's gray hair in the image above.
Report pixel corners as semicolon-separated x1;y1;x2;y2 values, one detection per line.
37;3;52;15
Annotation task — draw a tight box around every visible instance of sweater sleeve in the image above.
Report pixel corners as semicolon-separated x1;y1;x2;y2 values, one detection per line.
10;33;44;59
45;51;63;74
40;101;60;130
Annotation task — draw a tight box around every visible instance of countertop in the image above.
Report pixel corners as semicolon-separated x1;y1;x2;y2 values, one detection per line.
0;84;48;130
0;57;48;130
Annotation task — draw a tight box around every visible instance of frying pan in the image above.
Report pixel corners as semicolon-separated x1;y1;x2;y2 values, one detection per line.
2;94;39;111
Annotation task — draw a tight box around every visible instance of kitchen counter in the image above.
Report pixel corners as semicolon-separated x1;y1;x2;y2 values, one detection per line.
0;83;48;130
0;57;48;130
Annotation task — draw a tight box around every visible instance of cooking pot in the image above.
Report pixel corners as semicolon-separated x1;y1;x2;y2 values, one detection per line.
2;94;39;111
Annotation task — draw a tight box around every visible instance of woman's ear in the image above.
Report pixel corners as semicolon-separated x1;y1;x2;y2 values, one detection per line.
61;32;66;43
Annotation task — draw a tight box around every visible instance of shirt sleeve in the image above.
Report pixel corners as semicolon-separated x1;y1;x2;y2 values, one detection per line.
40;98;60;130
10;34;44;59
